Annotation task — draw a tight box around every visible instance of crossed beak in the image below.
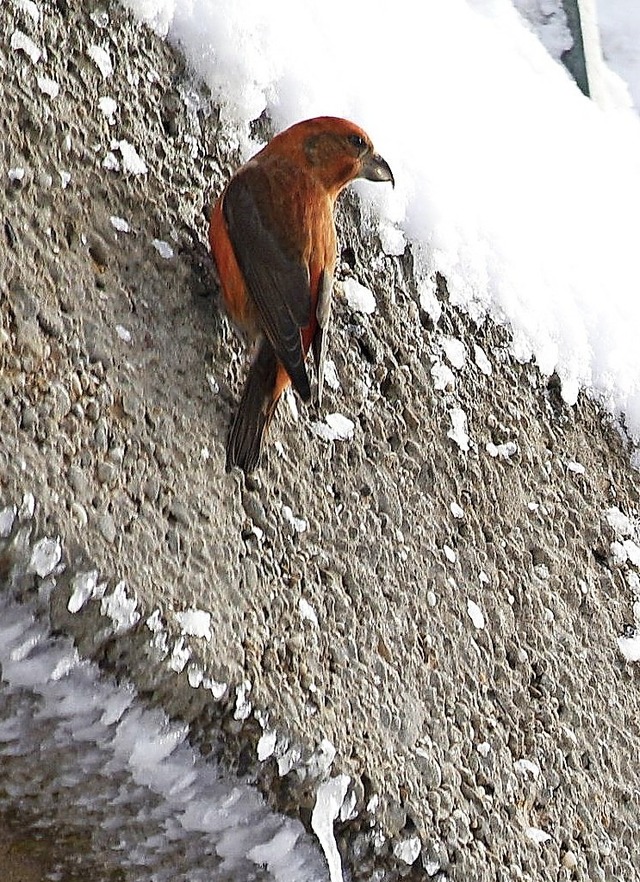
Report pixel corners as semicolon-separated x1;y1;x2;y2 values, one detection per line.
360;151;395;188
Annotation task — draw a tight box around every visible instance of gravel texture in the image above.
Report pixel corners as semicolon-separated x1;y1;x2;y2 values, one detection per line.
2;2;640;880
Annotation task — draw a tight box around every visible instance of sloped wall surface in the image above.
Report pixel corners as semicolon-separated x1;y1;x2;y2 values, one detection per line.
2;2;640;880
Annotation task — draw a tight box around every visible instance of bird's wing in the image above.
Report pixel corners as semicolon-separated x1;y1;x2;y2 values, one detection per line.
222;163;313;402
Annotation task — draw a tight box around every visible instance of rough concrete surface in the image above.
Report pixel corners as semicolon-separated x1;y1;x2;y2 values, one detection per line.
2;2;640;880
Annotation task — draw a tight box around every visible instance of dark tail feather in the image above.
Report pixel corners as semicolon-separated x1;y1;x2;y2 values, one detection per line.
226;339;279;473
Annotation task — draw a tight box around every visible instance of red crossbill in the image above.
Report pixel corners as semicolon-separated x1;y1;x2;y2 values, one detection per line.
209;116;394;473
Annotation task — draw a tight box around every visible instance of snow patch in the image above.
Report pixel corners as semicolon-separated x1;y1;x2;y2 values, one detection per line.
342;278;376;314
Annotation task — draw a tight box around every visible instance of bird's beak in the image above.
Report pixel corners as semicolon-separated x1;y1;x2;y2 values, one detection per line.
360;152;395;188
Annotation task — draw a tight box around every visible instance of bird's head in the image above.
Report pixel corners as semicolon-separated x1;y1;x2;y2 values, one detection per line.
273;116;394;197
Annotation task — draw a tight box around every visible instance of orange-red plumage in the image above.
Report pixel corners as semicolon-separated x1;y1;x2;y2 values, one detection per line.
209;116;394;473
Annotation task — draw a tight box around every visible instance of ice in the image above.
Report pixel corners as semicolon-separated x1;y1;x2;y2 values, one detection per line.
247;826;302;870
88;44;113;79
467;599;485;630
101;581;140;633
67;569;99;613
393;835;421;865
152;238;174;258
10;29;41;63
258;729;277;761
169;636;191;672
175;608;212;640
311;774;350;882
342;278;376;315
0;505;17;538
28;536;62;577
447;407;470;452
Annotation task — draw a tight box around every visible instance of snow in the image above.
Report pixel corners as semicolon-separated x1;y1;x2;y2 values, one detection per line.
99;95;118;120
525;826;552;844
442;337;466;370
618;631;640;662
37;75;59;98
447;407;470;452
467;599;486;630
473;344;493;376
283;504;308;534
175;608;212;640
121;0;640;444
258;729;278;761
342;278;376;315
114;139;148;175
299;598;319;627
311;413;355;443
10;29;41;63
67;569;100;613
88;44;113;79
486;440;518;459
597;0;640;111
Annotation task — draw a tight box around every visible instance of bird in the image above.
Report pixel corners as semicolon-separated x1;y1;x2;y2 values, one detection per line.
209;116;394;473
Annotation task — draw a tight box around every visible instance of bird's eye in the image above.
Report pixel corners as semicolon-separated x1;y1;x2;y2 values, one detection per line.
347;134;367;154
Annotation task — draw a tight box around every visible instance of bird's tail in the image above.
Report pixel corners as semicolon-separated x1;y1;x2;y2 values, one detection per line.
226;338;280;474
